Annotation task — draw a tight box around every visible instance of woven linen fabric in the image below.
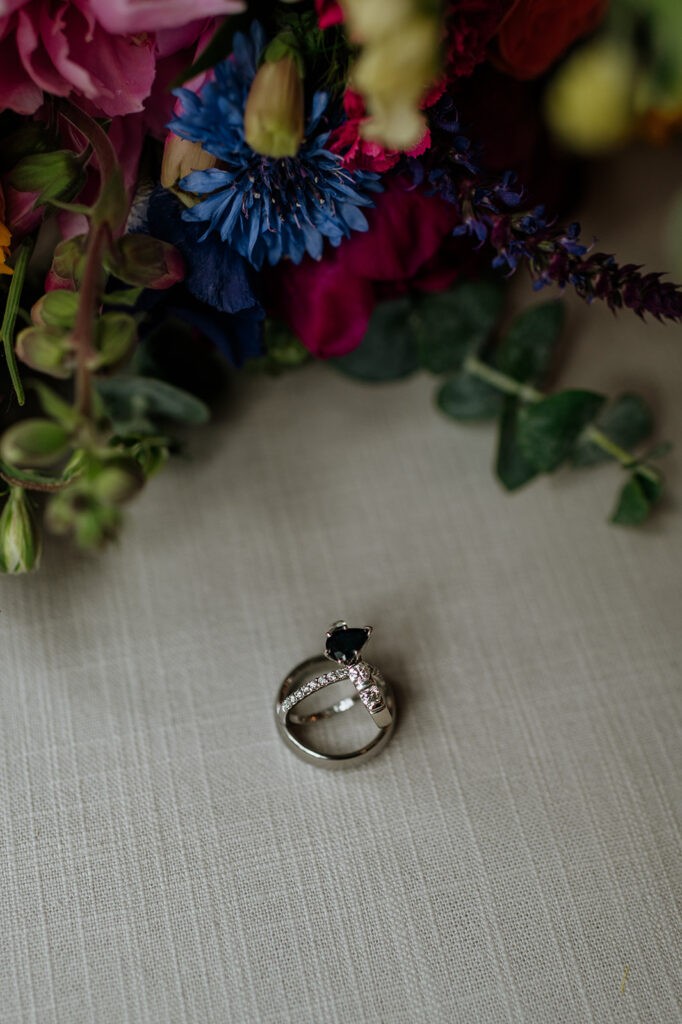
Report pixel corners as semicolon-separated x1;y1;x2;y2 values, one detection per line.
2;149;682;1024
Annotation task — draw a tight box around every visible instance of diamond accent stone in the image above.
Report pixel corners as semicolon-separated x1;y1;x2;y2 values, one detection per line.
358;685;384;712
348;662;371;690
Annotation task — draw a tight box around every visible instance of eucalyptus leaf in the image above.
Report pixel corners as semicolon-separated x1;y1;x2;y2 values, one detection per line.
437;372;501;421
611;469;663;526
97;376;210;430
517;390;605;473
495;396;539;491
331;298;420;382
414;281;504;374
497;301;565;383
573;392;654;466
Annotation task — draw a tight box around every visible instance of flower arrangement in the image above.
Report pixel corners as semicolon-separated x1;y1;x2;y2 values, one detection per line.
0;0;679;572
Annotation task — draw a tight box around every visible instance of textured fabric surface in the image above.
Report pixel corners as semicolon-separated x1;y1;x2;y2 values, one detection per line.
2;148;682;1024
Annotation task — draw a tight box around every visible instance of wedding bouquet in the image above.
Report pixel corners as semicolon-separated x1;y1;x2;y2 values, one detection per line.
0;0;679;573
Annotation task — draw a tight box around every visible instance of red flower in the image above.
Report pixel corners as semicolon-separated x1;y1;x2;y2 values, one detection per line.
494;0;608;79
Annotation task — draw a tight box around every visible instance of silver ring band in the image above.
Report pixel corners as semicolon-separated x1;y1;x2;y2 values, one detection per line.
275;654;396;768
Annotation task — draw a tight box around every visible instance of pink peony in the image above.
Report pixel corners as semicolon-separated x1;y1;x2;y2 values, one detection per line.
0;0;242;117
268;180;463;358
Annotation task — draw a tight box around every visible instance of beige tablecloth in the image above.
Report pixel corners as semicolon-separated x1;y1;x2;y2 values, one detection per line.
2;147;681;1023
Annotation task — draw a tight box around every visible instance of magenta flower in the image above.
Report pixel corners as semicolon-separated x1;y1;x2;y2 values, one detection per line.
0;0;242;117
269;179;463;358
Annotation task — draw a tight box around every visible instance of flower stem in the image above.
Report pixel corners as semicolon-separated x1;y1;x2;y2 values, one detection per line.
463;354;658;478
73;223;108;419
463;355;541;403
1;239;34;406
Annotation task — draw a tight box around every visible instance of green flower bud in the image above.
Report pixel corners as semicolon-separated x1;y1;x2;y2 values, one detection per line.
106;235;184;290
45;488;121;550
6;150;85;207
92;455;145;504
244;55;304;158
31;289;79;328
0;487;42;574
15;324;76;379
1;418;71;468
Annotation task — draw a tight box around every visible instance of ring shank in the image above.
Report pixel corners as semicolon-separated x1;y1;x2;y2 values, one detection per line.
275;656;396;768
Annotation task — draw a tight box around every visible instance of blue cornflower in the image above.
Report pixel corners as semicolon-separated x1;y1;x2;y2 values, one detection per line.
168;23;382;270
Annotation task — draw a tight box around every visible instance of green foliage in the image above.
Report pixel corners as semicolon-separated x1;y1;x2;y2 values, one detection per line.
517;390;606;473
573;392;654;466
414;281;504;374
332;281;504;382
611;469;664;526
97;376;210;433
497;301;565;383
495;397;539;491
332;298;420;381
437;372;501;420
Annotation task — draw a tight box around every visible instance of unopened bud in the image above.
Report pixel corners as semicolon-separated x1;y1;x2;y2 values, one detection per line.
161;134;218;190
0;487;42;574
107;235;184;290
244;55;304;158
1;418;71;468
6;150;85;207
15;325;76;379
92;456;144;503
31;289;79;328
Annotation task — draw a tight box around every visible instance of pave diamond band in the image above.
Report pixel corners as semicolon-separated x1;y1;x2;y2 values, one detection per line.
274;623;397;769
279;660;390;727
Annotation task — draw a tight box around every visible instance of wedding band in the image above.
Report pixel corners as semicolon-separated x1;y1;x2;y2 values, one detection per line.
274;622;396;768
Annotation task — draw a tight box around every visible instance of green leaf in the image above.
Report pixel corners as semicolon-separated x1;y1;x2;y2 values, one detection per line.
517;390;606;473
102;287;144;307
495;396;538;491
573;392;654;466
0;418;71;468
437;372;501;421
611;469;664;526
414;281;504;374
497;301;565;383
31;381;81;432
96;376;210;429
331;298;420;381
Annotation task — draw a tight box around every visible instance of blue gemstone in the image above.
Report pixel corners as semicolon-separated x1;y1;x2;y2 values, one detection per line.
325;626;370;664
